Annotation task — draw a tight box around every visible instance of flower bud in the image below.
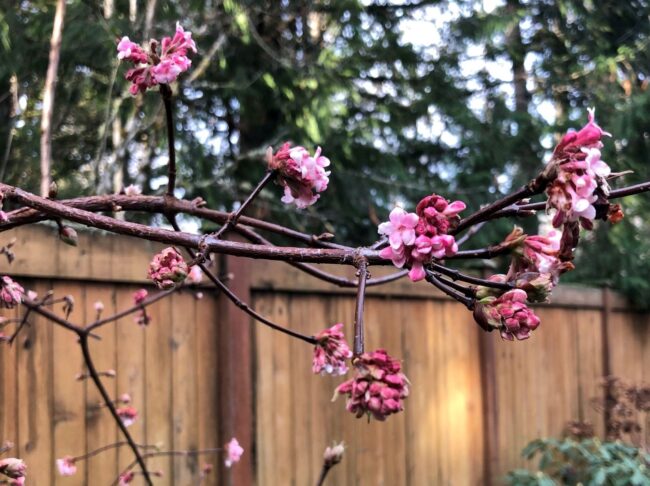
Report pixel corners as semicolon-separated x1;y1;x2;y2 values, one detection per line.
323;442;345;467
59;226;78;247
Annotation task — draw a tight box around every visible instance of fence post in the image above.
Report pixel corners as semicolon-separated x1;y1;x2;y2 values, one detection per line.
479;329;498;485
600;287;612;438
217;251;255;485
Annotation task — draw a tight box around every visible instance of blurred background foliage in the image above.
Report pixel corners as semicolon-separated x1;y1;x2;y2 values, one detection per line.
2;0;650;304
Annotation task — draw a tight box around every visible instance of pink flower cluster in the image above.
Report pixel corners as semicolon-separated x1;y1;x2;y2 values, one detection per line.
474;289;541;341
147;247;188;289
224;438;244;468
547;109;612;228
333;349;410;421
116;406;138;427
117;23;196;95
0;458;26;482
56;456;76;477
0;276;24;309
267;143;331;208
118;471;135;485
378;194;465;281
312;323;353;376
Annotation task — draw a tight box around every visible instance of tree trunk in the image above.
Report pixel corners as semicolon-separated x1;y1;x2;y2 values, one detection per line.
40;0;66;197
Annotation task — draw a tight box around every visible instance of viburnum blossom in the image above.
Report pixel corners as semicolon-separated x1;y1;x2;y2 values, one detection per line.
147;247;188;289
224;438;244;468
56;456;77;476
133;289;148;305
312;323;353;376
546;109;613;228
267;143;331;208
117;23;197;95
0;276;24;309
503;227;571;284
378;194;465;282
0;458;26;479
474;289;541;341
116;406;138;427
123;184;142;196
333;349;410;421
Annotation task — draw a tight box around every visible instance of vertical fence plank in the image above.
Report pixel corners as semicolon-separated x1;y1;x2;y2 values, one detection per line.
17;280;53;485
52;280;86;486
115;285;146;477
144;293;173;484
0;299;19;465
85;283;118;482
196;291;221;486
171;291;199;483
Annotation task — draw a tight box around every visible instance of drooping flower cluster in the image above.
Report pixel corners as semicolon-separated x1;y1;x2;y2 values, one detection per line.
333;349;410;421
378;194;465;281
56;456;77;477
147;247;188;289
224;438;244;468
312;323;353;376
116;406;138;427
267;143;331;208
0;458;26;481
474;289;541;341
0;276;24;309
117;23;197;95
546;109;613;228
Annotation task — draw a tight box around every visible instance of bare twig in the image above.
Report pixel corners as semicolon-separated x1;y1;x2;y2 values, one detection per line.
353;258;368;357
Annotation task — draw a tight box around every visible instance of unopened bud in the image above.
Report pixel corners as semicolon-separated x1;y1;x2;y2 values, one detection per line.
0;457;26;478
59;226;78;247
323;442;345;467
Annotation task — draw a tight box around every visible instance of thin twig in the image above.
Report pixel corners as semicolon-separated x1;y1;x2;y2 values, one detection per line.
430;263;513;290
168;216;317;344
353;258;368;357
79;334;153;486
424;270;475;309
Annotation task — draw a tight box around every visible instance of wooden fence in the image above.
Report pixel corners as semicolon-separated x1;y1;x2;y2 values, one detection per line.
0;225;649;485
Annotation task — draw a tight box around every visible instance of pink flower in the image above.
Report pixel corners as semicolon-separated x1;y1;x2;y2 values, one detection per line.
474;289;541;341
333;349;410;421
0;458;26;479
56;456;77;476
117;23;196;95
268;143;331;208
312;323;353;376
547;109;612;228
0;211;8;223
94;301;104;313
116;406;138;427
224;438;244;468
26;290;37;301
185;265;203;285
0;276;24;309
147;247;188;289
117;37;149;63
378;195;464;282
133;289;150;326
9;477;24;486
118;471;134;485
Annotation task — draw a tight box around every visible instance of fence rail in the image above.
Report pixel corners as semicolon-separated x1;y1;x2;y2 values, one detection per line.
0;225;648;485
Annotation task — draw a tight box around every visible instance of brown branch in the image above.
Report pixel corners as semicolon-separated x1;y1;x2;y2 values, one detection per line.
69;441;157;463
234;225;408;288
79;334;153;485
424;270;475;309
353;258;368;357
168;217;317;344
1;193;350;250
430;263;513;290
